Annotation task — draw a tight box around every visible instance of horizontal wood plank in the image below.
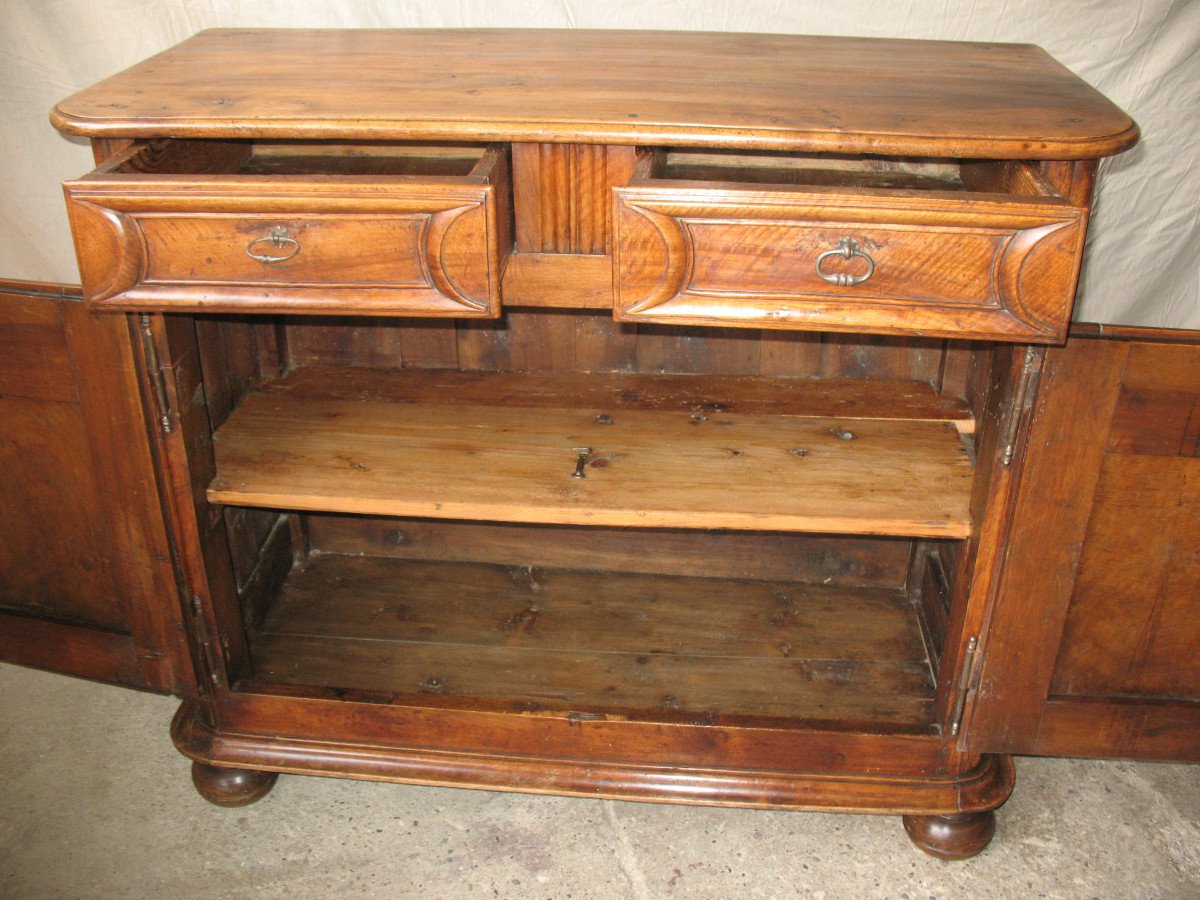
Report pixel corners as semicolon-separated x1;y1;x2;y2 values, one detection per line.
0;612;140;688
221;366;974;427
52;30;1137;159
209;368;974;537
249;553;933;728
1032;698;1200;762
304;515;913;589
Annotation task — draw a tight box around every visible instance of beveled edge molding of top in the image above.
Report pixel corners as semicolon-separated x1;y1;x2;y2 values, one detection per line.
50;29;1140;160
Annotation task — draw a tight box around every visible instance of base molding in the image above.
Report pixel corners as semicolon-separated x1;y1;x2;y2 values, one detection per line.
171;700;1014;819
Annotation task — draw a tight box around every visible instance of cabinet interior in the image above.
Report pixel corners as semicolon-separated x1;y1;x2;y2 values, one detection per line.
106;139;1061;201
105;138;493;178
179;308;995;735
651;149;1062;198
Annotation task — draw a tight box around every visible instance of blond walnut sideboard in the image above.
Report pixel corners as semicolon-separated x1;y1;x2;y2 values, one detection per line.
40;29;1152;859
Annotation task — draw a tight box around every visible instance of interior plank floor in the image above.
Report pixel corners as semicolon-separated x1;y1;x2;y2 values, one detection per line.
248;553;935;730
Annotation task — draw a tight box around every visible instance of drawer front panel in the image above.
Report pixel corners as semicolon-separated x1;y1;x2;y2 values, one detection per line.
614;187;1087;342
64;177;504;316
140;216;429;287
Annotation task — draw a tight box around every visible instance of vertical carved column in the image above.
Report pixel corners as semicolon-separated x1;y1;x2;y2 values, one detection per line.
512;143;638;255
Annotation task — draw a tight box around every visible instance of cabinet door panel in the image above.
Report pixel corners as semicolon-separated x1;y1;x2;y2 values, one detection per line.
0;281;192;694
0;294;76;402
1052;455;1200;698
966;327;1200;760
0;397;125;629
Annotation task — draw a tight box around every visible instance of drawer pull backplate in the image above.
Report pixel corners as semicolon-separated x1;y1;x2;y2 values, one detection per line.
815;237;874;286
246;226;301;264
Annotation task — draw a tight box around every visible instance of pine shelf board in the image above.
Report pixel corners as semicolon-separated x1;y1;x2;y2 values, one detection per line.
208;367;974;537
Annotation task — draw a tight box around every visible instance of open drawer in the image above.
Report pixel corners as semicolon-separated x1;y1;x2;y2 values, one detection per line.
613;151;1088;342
64;140;510;316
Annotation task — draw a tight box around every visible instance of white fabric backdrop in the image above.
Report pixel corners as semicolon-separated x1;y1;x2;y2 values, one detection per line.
2;0;1196;328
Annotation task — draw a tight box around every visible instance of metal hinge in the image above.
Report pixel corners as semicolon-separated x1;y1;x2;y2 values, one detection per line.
138;313;173;434
949;635;981;736
189;594;222;687
1000;346;1042;465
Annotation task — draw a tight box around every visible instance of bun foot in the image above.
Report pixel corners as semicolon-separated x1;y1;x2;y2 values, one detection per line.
191;762;278;807
902;811;996;860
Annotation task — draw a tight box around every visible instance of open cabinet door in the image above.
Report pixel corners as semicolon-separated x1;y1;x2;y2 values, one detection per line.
965;324;1199;760
0;280;192;695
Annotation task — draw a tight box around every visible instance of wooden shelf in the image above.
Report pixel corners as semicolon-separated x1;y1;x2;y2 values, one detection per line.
246;552;936;731
208;367;974;537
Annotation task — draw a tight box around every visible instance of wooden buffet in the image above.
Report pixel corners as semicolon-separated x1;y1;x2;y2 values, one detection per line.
4;29;1196;861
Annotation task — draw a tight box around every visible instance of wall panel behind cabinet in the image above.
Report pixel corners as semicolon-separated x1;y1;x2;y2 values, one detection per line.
0;281;192;694
282;310;960;386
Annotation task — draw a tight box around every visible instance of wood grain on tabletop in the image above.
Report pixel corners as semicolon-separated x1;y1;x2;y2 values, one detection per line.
51;29;1138;158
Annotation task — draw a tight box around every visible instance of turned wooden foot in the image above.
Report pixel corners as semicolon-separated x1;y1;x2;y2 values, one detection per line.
191;762;278;807
902;811;996;860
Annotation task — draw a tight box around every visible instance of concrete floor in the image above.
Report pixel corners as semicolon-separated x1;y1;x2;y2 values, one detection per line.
1;662;1197;899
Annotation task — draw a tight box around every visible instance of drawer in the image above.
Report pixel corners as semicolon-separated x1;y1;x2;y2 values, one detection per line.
613;152;1088;342
64;140;511;316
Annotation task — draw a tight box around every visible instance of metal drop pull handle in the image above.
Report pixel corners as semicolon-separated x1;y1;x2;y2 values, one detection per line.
246;226;300;264
815;237;874;286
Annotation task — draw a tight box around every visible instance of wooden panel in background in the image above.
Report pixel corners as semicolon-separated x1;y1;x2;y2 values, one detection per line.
758;331;824;378
285;316;411;368
634;324;764;377
192;314;290;603
257;366;973;425
305;516;914;589
279;310;964;397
